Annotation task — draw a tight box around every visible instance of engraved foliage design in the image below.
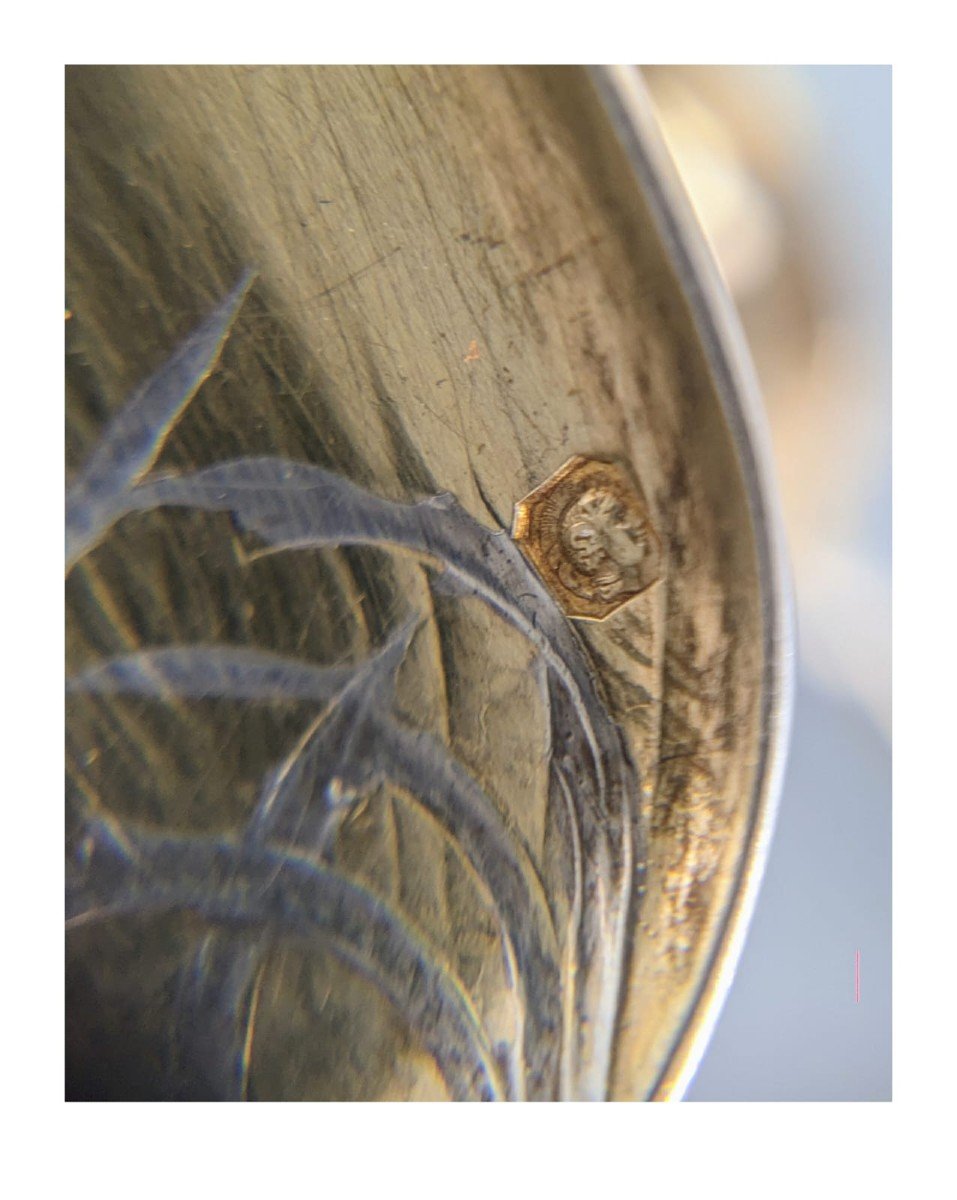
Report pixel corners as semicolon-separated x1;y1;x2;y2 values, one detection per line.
66;278;644;1101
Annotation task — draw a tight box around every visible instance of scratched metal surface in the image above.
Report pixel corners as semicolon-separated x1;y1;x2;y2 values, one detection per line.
65;66;788;1100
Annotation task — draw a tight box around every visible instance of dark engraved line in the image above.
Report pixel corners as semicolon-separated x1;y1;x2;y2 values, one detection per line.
120;459;612;799
533;652;585;1100
371;715;559;1097
296;247;403;309
387;780;527;1102
67;816;504;1102
170;930;267;1100
67;633;555;933
68;633;559;1098
64;270;643;1098
67;642;360;704
116;458;639;1097
546;670;625;1099
65;270;256;569
552;762;584;1100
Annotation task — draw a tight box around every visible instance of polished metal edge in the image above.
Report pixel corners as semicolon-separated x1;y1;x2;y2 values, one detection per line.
589;64;797;1101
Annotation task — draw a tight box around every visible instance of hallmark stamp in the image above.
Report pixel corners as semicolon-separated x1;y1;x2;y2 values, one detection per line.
512;456;662;621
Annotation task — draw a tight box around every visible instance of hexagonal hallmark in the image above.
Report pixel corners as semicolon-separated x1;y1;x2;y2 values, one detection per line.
512;456;662;621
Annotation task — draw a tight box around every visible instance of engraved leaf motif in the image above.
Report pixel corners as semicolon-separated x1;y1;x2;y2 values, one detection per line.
69;629;559;1097
65;277;644;1100
68;815;504;1100
65;270;256;570
169;930;267;1100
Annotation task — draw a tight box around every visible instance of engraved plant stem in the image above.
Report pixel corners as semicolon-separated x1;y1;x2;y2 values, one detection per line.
115;464;639;1098
68;814;507;1101
65;271;255;570
66;277;643;1100
69;634;556;1097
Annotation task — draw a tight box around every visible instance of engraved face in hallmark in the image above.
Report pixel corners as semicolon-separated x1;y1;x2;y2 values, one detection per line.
561;488;650;601
512;456;662;621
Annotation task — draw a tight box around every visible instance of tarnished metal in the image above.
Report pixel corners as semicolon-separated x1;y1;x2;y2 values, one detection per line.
65;65;792;1102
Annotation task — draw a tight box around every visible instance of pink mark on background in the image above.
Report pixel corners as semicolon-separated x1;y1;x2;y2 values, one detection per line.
854;950;862;1003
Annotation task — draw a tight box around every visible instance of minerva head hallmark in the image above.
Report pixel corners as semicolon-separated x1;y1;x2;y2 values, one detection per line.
512;455;662;621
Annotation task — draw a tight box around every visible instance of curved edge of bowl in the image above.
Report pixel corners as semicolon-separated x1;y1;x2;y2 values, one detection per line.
589;63;797;1102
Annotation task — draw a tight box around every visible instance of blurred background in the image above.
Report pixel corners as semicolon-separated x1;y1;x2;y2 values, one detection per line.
644;66;891;1100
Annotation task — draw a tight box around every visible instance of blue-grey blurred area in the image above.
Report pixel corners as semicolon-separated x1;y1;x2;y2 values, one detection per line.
645;66;891;1100
688;676;891;1100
